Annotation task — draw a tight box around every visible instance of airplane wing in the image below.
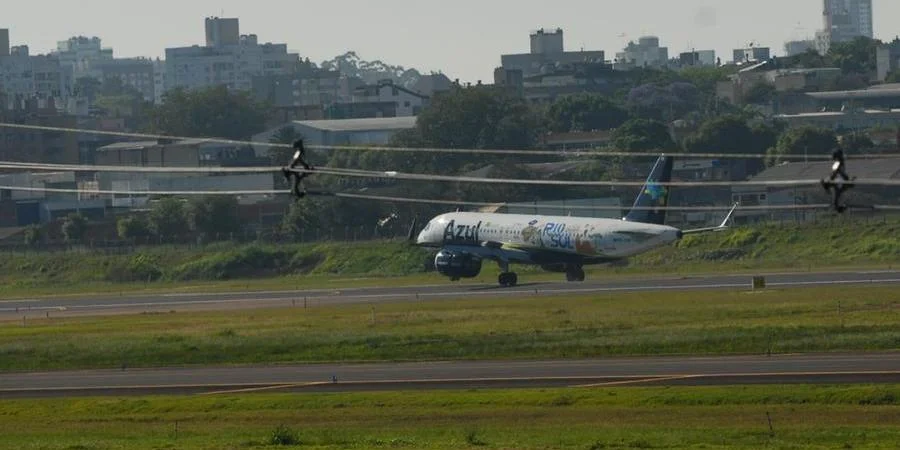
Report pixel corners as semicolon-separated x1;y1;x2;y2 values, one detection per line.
681;203;738;235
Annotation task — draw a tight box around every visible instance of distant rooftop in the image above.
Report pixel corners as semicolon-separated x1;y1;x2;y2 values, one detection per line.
292;116;417;132
807;87;900;101
747;158;900;183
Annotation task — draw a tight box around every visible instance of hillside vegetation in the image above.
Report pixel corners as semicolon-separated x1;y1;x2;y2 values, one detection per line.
1;217;898;293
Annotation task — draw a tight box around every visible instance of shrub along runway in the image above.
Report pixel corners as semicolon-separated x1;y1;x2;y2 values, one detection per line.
3;269;900;319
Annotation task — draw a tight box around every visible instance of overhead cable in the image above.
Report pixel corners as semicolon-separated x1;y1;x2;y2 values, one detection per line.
4;184;900;212
1;122;896;160
5;160;900;188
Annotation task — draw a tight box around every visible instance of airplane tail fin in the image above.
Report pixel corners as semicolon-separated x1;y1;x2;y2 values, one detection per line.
623;155;673;225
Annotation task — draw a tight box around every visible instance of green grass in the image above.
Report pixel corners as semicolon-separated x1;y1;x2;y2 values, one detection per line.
0;385;898;449
2;216;899;299
2;286;898;372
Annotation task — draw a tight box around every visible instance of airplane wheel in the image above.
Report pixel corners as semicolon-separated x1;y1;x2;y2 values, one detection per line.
566;267;585;283
499;272;518;287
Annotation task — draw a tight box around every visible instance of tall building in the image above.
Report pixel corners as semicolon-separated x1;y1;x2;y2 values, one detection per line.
615;36;669;69
205;17;240;47
500;28;605;78
165;18;301;93
53;36;114;80
820;0;874;52
0;29;9;57
0;32;72;104
95;58;156;102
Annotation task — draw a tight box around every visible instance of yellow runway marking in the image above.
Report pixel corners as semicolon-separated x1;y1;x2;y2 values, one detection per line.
572;375;699;388
200;382;327;396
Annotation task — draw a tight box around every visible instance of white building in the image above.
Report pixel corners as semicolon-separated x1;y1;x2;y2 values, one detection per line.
0;39;72;103
53;36;114;80
165;17;300;94
615;36;669;69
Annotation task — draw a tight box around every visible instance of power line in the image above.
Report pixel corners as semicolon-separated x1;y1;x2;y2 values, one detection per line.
5;160;900;188
3;184;900;212
1;121;895;160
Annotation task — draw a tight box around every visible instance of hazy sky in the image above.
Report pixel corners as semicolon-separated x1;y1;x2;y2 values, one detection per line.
5;0;900;83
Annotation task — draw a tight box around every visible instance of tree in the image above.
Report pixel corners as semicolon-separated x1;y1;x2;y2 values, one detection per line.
743;82;776;105
117;215;152;240
545;94;629;133
683;115;774;155
188;196;243;240
885;70;900;83
767;126;838;166
150;85;270;140
415;86;543;150
827;37;880;76
62;213;88;243
148;198;188;239
627;82;701;121
611;118;676;152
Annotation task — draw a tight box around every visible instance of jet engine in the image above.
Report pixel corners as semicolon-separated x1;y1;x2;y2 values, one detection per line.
434;250;483;279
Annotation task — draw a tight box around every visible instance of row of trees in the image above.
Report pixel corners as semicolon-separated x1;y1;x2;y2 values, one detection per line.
116;197;243;241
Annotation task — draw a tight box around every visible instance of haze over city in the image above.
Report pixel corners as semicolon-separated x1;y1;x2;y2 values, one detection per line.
8;0;900;83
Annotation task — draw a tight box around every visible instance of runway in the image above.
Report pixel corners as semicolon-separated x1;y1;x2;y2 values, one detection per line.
2;269;900;319
0;352;897;399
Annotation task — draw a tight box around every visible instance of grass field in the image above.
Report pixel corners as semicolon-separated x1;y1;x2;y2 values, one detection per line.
0;385;897;449
2;286;898;372
2;215;900;299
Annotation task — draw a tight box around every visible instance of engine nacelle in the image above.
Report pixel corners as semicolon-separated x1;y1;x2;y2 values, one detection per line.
434;250;483;279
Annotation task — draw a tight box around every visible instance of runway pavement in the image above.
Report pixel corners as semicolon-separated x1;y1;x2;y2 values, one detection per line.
0;352;897;399
2;269;900;319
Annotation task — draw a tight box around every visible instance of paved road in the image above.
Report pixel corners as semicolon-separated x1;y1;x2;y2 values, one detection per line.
2;270;900;319
0;353;897;398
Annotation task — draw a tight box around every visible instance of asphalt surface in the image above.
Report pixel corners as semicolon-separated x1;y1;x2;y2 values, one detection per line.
2;269;900;319
0;353;897;399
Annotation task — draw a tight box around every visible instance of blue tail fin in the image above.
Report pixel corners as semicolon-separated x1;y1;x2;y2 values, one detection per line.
623;155;673;225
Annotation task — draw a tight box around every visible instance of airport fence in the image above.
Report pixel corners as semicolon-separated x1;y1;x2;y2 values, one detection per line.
1;210;899;256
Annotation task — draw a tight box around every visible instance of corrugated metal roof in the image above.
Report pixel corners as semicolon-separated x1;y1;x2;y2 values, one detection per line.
292;117;417;132
750;158;900;182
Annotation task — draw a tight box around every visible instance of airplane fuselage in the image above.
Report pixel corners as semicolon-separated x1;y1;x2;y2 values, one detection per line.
417;212;682;263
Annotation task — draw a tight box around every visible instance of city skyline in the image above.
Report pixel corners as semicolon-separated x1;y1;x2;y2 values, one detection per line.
5;0;900;83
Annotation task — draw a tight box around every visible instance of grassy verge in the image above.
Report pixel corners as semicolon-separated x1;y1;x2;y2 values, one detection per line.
2;286;898;372
2;216;900;300
1;385;898;449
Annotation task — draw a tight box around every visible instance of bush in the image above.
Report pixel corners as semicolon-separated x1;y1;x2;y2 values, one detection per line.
106;254;163;282
23;225;43;246
117;215;152;240
267;425;299;446
62;213;88;243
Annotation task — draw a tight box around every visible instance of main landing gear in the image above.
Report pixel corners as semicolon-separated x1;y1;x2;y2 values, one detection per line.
499;272;518;287
497;260;518;287
565;265;585;283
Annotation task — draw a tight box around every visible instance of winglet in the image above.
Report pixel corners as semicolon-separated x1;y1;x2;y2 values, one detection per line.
680;203;739;236
718;202;738;229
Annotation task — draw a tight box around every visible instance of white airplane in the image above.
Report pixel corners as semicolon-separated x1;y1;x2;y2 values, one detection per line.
415;155;737;287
